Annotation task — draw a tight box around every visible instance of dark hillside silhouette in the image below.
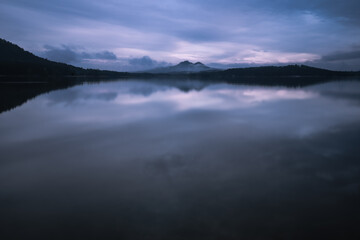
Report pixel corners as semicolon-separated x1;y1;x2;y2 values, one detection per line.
0;38;359;113
192;65;358;79
1;38;359;79
0;79;77;113
0;38;129;77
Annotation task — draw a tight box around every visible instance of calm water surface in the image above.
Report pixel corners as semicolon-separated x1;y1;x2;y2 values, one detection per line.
1;79;360;239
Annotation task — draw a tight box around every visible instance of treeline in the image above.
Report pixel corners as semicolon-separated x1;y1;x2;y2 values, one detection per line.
1;38;359;81
0;38;128;77
192;65;358;79
0;62;130;77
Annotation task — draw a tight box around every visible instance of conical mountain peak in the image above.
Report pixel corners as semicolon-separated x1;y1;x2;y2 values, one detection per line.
146;60;213;73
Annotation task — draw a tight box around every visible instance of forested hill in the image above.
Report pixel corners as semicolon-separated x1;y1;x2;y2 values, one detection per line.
0;38;358;78
190;65;359;79
0;38;128;77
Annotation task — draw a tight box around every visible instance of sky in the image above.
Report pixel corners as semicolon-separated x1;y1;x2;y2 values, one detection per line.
1;0;360;71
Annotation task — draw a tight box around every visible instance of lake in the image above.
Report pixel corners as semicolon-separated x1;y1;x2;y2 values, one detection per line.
1;78;360;239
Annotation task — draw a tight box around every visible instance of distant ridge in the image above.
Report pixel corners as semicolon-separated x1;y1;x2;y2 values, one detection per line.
0;39;48;63
0;38;359;79
194;65;353;78
0;38;128;77
135;64;359;79
1;38;358;115
145;60;215;73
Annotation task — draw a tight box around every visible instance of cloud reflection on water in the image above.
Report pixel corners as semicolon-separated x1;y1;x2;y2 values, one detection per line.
34;80;360;139
1;79;360;240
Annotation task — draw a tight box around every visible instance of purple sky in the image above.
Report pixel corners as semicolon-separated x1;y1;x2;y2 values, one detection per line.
1;0;360;71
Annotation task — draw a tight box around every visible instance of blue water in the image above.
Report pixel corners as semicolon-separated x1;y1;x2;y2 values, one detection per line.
1;79;360;239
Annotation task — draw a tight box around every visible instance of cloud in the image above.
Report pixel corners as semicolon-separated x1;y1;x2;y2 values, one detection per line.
42;45;118;64
1;0;360;70
128;56;160;68
301;44;360;71
128;56;170;69
94;51;117;60
43;45;78;63
321;50;360;62
186;0;360;24
40;45;171;71
82;51;118;60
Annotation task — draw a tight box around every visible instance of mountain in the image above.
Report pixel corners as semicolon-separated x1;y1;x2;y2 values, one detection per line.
198;65;338;77
145;61;215;73
0;38;358;79
0;38;128;77
188;64;360;79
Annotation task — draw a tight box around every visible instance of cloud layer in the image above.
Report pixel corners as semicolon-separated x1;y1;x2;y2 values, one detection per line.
1;0;359;71
40;45;170;71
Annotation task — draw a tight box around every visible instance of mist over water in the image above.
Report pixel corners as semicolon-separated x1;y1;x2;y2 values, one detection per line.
1;79;360;239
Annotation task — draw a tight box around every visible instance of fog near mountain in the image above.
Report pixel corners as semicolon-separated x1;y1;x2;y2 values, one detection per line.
145;61;215;73
1;39;359;82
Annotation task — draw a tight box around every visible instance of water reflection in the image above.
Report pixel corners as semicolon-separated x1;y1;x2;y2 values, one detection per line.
0;79;360;240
